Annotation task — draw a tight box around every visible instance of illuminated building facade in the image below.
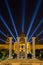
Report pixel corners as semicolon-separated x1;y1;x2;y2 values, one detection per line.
0;33;43;60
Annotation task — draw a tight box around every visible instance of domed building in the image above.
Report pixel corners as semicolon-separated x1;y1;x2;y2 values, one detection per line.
13;33;31;59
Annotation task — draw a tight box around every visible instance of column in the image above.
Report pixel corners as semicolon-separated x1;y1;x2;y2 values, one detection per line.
32;37;36;59
25;37;27;59
17;37;20;59
9;37;12;59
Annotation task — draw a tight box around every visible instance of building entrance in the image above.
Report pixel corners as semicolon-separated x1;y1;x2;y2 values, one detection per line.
19;51;25;59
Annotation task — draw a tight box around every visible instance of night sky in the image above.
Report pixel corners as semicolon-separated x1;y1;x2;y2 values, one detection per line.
0;0;43;43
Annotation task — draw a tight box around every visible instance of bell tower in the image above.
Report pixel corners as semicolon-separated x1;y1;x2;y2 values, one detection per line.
17;33;27;59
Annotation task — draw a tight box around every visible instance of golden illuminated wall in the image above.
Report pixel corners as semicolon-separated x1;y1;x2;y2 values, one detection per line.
0;42;43;54
13;41;31;54
27;42;31;53
13;42;18;53
0;44;14;50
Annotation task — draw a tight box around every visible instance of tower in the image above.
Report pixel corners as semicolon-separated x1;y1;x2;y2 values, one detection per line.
17;33;27;59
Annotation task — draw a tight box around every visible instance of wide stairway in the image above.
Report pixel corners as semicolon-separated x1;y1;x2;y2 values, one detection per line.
0;59;43;65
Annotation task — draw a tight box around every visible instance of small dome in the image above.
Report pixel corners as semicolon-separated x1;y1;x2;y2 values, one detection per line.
19;32;25;37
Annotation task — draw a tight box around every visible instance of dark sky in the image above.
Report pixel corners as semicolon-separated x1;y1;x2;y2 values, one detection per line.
0;0;43;43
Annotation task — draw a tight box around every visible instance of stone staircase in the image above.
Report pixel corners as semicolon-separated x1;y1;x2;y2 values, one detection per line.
0;59;43;65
